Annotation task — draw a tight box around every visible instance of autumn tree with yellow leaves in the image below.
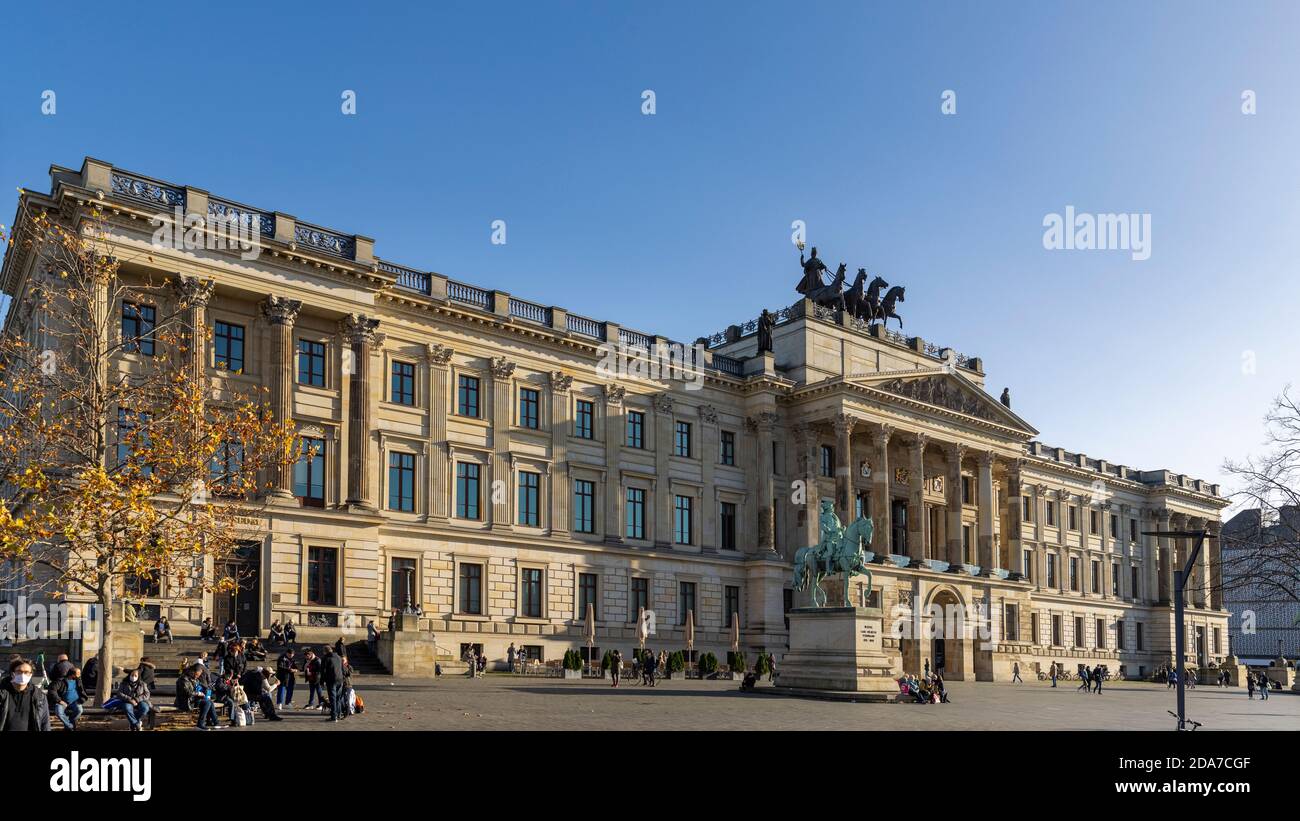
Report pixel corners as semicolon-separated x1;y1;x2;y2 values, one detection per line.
0;200;298;704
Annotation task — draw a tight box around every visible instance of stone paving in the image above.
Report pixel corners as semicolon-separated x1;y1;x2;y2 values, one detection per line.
230;676;1298;732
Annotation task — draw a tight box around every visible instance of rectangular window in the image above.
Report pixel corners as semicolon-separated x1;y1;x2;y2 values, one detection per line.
574;400;594;439
1074;616;1085;648
626;411;644;448
520;568;543;618
455;462;480;520
962;525;973;564
855;491;869;520
1111;563;1120;596
458;563;482;615
678;581;696;624
1052;614;1063;646
1069;506;1079;531
1116;619;1126;650
1022;495;1031;522
578;573;598;620
209;441;245;496
625;488;646;539
1091;560;1100;594
1046;553;1058;588
293;437;325;507
720;430;735;466
298;339;326;387
819;445;834;478
1096;618;1106;649
891;499;908;555
116;408;152;473
213;321;245;372
388;451;416;512
573;479;595;534
630;578;649;618
724;586;740;627
517;471;540;526
1089;509;1099;534
307;546;338;606
1213;627;1221;655
1110;513;1119;539
518;387;539;429
1130;519;1138;541
1046;502;1056;527
719;502;737;551
962;476;973;505
1070;557;1080;591
1130;566;1140;599
674;495;693;544
1004;604;1019;641
121;302;156;356
1022;549;1033;581
391;361;416;406
1136;622;1144;650
457;375;480;417
674;421;691;457
390;557;417;610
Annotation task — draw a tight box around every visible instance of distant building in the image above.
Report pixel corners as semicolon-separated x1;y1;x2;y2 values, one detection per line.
1222;506;1300;662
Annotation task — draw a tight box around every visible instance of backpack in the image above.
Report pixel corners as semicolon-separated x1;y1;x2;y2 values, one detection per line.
354;693;365;714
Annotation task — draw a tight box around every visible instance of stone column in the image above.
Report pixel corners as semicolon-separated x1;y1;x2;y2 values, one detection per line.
1156;508;1173;604
1198;518;1213;609
426;343;453;523
943;443;966;571
653;393;674;548
870;424;893;558
1055;490;1069;594
1207;521;1223;610
1144;508;1160;605
751;411;779;554
603;385;626;543
907;434;928;567
699;404;719;551
1116;504;1130;600
793;423;820;551
1095;501;1108;599
550;372;574;538
976;451;996;574
1035;486;1048;588
340;313;380;509
172;276;214;380
262;296;303;499
488;356;516;530
1003;458;1023;578
833;413;857;525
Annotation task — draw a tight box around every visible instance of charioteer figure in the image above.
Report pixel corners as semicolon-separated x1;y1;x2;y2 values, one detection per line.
796;245;828;295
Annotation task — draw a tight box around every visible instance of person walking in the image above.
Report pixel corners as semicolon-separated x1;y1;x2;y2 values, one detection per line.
1050;663;1058;687
322;647;345;722
1092;664;1104;694
1246;673;1255;699
1260;672;1270;701
1011;662;1022;683
610;649;622;687
0;658;50;731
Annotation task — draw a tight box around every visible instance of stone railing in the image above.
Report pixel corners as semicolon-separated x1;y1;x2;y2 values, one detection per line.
508;297;551;326
294;222;355;259
566;312;605;340
447;280;492;310
378;260;430;294
110;171;185;208
208;197;275;237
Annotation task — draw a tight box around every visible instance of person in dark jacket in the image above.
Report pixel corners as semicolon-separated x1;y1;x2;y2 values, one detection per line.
200;617;216;641
116;668;152;731
284;620;297;645
176;665;220;729
302;648;323;710
321;647;345;722
241;667;282;721
223;620;240;642
49;667;87;730
246;639;267;662
334;636;346;657
137;658;157;690
225;643;247;680
47;654;74;682
0;658;51;731
275;648;297;709
81;656;99;692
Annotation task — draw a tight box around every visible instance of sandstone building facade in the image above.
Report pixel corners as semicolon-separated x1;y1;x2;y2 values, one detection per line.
0;159;1231;679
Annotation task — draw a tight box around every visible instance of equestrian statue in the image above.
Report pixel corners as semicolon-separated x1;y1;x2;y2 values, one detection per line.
791;499;875;608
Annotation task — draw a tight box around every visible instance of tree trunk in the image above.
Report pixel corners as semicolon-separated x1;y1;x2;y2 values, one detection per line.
96;586;113;706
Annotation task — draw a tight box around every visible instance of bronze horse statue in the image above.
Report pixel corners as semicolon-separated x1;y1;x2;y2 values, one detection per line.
805;262;848;312
880;285;905;329
845;270;889;324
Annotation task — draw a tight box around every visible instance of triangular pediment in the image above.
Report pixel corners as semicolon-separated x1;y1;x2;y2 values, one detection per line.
849;369;1038;435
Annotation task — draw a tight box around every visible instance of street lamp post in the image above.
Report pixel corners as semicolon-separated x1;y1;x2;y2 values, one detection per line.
1143;526;1208;731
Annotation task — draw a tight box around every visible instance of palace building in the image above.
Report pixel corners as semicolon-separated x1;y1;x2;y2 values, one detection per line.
0;158;1231;680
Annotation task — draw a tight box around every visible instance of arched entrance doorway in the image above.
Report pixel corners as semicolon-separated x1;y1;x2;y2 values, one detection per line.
926;587;972;681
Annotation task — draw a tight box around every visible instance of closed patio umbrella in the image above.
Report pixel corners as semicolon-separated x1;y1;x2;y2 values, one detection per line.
685;609;695;675
637;606;649;654
730;613;740;652
584;602;596;675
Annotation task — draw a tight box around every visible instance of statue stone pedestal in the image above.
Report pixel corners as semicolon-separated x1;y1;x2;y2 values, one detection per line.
775;606;898;701
376;615;437;678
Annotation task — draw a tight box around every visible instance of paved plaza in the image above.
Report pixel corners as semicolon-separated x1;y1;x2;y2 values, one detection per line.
234;676;1296;732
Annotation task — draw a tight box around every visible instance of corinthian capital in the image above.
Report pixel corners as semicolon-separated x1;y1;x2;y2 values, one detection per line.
173;275;215;308
833;413;857;435
698;404;719;425
426;343;454;366
339;313;380;345
489;356;516;379
549;371;574;394
262;295;303;326
603;384;627;406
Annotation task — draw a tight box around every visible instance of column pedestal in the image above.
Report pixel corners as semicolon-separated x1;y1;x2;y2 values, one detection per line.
775;606;899;700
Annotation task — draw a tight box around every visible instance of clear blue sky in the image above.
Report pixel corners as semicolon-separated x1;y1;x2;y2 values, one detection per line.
2;1;1297;495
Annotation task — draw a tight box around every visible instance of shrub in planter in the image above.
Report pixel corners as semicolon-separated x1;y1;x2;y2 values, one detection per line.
699;652;719;675
727;651;747;673
563;650;583;671
755;652;771;677
669;650;686;674
601;649;614;673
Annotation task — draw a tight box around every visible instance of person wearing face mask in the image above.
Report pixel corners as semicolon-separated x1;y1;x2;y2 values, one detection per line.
117;666;153;731
0;658;51;731
49;666;87;730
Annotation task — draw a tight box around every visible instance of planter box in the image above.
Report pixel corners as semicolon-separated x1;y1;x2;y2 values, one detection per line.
562;668;582;680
